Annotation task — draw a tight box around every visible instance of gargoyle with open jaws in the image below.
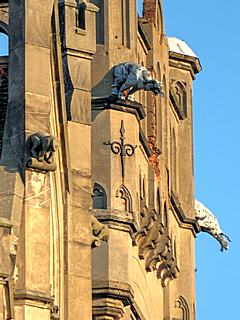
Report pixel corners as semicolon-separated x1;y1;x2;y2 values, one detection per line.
112;62;163;100
195;200;230;251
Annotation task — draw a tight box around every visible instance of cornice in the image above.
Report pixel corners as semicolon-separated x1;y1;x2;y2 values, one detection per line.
169;52;202;78
92;97;146;121
170;192;200;235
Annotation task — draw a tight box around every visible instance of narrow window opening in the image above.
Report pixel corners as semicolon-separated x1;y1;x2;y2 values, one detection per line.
76;1;87;30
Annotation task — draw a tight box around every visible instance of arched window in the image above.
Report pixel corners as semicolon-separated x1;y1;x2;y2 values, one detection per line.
0;32;8;56
92;183;107;209
170;80;187;119
0;29;8;158
116;184;132;213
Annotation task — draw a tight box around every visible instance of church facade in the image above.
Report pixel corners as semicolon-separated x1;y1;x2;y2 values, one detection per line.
0;1;202;319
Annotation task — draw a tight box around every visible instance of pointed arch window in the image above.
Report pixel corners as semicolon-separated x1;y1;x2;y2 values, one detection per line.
170;80;187;120
92;183;107;209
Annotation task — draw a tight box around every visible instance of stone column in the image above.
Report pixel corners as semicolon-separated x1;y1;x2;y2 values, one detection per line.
59;1;98;319
7;1;55;319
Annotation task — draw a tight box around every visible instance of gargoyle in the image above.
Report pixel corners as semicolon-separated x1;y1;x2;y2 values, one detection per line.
112;62;163;100
25;132;59;171
91;215;109;248
195;200;230;251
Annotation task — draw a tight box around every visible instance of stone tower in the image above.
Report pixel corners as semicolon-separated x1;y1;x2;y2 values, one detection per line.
0;1;201;320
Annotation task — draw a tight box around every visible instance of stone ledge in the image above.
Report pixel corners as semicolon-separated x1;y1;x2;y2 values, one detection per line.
93;280;134;306
92;96;146;121
14;289;53;304
92;209;138;234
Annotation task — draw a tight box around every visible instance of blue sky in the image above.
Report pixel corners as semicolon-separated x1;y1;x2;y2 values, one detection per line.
1;2;239;319
138;0;239;319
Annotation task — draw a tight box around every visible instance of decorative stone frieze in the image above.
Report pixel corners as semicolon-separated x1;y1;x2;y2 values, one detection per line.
25;132;59;171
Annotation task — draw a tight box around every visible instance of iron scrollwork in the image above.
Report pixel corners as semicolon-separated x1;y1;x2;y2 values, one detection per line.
104;120;137;179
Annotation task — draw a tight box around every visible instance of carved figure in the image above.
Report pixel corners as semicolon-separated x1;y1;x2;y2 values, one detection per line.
25;132;59;171
91;215;109;248
50;304;59;320
112;62;163;100
195;200;230;251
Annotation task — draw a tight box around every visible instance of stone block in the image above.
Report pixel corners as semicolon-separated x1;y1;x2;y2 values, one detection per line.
68;122;91;171
25;44;51;97
26;8;52;49
70;89;91;124
25;93;50;133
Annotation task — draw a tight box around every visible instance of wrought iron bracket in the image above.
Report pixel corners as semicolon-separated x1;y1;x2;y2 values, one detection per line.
104;120;137;180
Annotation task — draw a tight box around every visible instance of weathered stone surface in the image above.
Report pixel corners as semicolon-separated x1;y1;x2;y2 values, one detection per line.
1;0;202;319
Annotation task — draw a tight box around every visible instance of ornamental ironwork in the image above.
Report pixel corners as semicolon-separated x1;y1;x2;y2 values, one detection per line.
104;120;137;179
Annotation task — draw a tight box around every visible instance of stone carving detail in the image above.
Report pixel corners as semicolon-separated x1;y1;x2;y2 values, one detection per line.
116;184;133;213
112;62;163;100
170;80;187;120
195;200;230;251
91;215;109;248
25;132;59;171
50;304;59;320
133;204;179;286
92;183;107;209
175;296;190;320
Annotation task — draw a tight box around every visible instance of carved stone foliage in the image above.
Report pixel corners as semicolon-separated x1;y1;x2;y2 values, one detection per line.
112;62;163;100
175;296;190;320
25;132;59;171
91;215;109;248
92;183;107;209
132;203;179;287
116;184;132;213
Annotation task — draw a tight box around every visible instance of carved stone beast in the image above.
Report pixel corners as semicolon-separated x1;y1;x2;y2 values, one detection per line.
25;132;59;171
91;215;109;248
195;200;230;251
112;62;163;100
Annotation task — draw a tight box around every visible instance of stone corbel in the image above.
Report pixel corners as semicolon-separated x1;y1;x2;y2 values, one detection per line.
25;132;59;172
91;215;109;248
133;207;179;286
50;304;59;320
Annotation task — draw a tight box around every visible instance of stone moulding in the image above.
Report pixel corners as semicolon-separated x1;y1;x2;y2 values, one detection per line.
132;207;179;287
175;296;190;320
92;280;146;320
92;96;146;121
116;184;133;213
92;209;138;234
25;132;59;172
